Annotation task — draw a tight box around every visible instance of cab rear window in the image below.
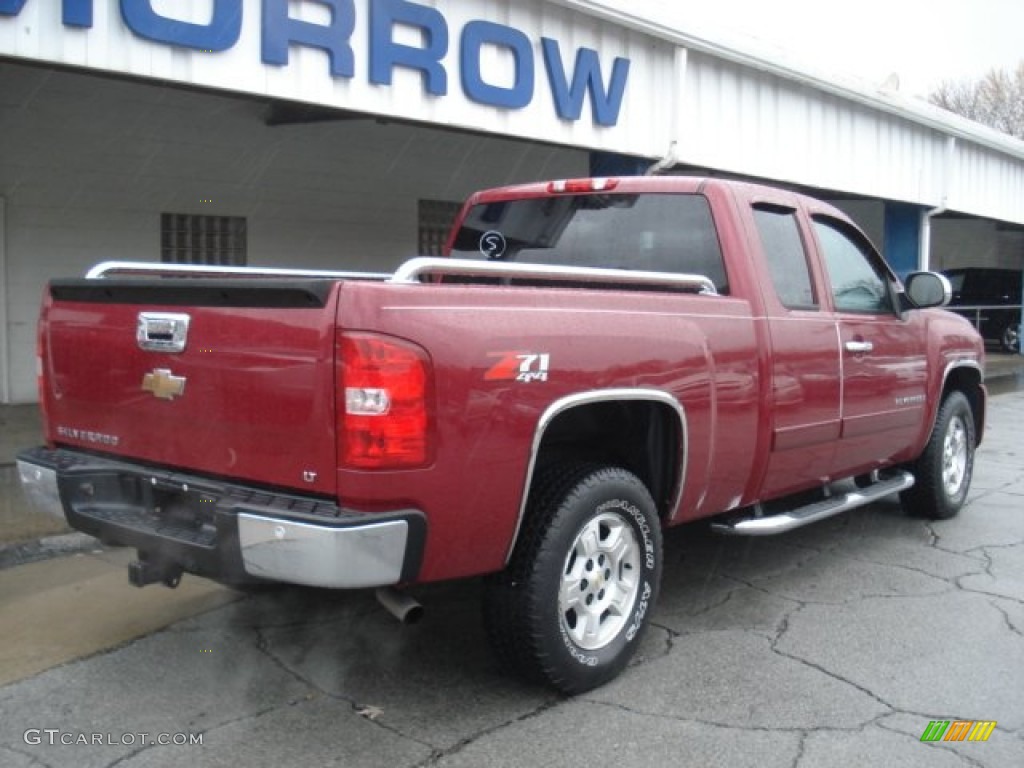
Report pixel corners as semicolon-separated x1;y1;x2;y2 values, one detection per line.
449;193;729;294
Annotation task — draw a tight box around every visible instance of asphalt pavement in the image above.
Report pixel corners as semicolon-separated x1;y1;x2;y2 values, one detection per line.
0;367;1022;767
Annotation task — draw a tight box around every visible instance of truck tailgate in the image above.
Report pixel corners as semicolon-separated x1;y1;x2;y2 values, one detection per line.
40;279;341;496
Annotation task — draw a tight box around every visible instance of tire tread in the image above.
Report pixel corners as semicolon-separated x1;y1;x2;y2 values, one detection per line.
901;391;975;520
483;461;598;684
484;462;660;694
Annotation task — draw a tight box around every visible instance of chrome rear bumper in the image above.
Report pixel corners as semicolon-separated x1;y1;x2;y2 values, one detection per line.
16;447;425;589
237;513;411;588
16;459;63;519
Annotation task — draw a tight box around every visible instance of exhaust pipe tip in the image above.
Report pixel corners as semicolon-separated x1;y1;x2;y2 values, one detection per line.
375;587;423;625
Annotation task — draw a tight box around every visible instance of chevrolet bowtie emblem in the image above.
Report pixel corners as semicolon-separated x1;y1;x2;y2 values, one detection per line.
142;369;187;400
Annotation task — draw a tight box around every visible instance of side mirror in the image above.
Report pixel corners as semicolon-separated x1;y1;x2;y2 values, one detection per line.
904;271;951;309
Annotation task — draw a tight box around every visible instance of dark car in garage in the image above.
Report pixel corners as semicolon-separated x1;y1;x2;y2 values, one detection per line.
942;267;1022;353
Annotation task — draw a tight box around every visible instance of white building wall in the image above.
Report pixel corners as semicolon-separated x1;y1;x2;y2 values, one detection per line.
0;0;677;157
0;64;587;403
678;52;950;209
949;142;1024;226
3;0;1024;225
558;1;1024;226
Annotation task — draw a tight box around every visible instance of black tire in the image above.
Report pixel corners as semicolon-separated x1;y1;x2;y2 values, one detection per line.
484;463;662;695
1000;323;1020;354
900;391;976;519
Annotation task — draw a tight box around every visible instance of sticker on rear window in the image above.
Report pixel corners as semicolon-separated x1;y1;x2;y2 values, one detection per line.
479;231;507;260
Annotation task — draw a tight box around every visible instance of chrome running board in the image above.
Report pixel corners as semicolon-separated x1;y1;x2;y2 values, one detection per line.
710;471;915;536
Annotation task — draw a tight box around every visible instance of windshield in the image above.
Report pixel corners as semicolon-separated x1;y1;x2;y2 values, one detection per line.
943;270;966;293
449;193;729;293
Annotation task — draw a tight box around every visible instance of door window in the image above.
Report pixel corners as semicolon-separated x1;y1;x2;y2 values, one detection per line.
813;217;893;314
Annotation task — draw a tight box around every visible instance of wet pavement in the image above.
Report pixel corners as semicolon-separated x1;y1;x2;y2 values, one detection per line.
0;365;1022;767
0;548;238;687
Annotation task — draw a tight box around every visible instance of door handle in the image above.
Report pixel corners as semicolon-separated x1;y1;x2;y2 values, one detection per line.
845;340;874;354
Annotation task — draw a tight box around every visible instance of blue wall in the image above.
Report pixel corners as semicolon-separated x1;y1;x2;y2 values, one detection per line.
884;202;923;277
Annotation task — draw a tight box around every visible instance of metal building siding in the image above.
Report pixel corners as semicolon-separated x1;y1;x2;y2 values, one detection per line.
679;52;950;204
3;0;1024;223
0;0;677;157
555;1;1024;225
951;142;1024;223
680;51;1024;224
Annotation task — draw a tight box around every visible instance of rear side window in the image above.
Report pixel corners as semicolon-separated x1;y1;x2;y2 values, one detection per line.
753;205;816;309
449;193;729;293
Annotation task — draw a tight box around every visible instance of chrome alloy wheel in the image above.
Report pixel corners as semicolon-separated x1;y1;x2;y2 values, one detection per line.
942;413;969;498
1003;325;1020;354
559;511;641;651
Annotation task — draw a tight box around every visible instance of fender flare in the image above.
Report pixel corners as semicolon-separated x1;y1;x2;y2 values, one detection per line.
503;388;689;564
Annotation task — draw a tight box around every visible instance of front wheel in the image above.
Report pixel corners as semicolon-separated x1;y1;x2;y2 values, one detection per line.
900;391;976;519
484;464;662;695
1001;323;1020;354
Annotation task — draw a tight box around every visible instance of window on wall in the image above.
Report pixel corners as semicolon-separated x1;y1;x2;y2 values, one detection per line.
418;200;462;257
161;214;247;266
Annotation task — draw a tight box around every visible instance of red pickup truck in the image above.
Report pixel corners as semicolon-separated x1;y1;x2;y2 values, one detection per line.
18;176;985;693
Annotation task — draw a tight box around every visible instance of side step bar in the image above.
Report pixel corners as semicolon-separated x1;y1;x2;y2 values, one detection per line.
710;471;915;536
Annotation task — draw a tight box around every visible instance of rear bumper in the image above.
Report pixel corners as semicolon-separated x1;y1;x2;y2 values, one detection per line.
16;447;425;589
236;513;413;588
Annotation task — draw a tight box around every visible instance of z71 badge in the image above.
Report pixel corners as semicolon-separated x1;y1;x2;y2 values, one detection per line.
485;352;551;383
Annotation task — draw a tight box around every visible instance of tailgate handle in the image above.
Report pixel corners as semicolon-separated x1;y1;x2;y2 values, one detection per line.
137;312;190;353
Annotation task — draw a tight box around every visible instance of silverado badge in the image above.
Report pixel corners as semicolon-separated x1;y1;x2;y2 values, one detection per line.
142;369;187;400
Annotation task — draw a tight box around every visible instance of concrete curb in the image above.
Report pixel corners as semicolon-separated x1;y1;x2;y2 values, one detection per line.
0;532;100;571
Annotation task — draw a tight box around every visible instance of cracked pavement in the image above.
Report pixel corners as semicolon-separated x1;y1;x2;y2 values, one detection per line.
1;391;1023;767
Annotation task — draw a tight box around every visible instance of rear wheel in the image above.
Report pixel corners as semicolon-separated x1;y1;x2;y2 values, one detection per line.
484;464;662;695
900;391;976;519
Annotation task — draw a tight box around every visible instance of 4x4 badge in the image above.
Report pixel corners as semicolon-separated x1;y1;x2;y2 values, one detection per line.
485;352;551;383
142;369;187;400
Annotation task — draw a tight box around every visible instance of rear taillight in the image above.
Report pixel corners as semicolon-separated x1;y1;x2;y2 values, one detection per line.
338;333;432;469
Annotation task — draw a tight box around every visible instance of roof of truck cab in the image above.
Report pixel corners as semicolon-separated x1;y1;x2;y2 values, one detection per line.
463;176;854;223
